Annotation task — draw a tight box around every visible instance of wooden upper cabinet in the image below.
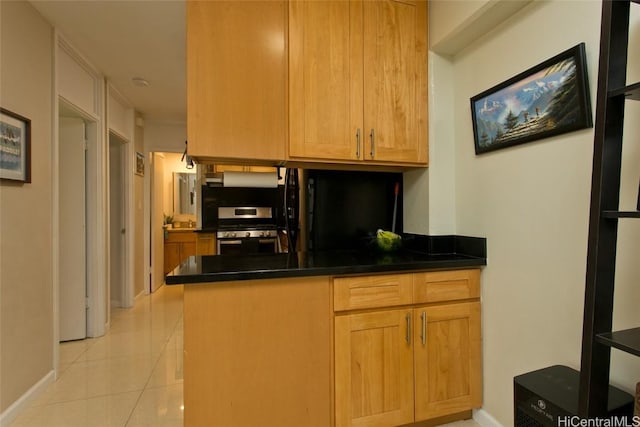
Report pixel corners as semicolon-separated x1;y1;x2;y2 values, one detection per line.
187;1;287;162
289;1;362;161
289;0;428;166
363;0;428;164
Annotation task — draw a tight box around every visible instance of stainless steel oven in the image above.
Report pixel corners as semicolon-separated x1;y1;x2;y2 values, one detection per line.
215;207;280;255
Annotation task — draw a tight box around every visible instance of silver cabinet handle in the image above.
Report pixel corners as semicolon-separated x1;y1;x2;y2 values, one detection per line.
406;312;411;344
420;311;426;345
369;128;375;159
356;128;361;159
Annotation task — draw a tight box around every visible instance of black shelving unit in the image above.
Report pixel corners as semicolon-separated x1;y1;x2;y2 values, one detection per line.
596;328;640;358
578;0;639;418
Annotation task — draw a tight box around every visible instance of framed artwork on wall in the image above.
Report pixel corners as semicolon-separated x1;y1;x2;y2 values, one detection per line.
470;43;593;155
135;152;144;176
0;107;31;183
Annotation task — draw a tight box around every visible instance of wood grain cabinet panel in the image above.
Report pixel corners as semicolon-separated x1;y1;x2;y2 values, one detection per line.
334;273;413;311
195;233;215;256
289;0;428;166
184;277;332;427
333;270;482;427
335;309;414;427
414;302;482;420
413;269;480;304
363;0;428;164
164;231;197;275
187;1;287;162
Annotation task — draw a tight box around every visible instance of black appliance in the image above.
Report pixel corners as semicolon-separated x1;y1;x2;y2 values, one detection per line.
283;168;300;252
306;170;402;251
514;365;633;427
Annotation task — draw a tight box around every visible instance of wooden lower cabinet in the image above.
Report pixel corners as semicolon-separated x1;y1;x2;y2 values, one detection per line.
183;277;332;427
334;270;482;427
180;270;480;427
335;309;415;427
414;302;482;420
195;232;215;256
164;231;197;275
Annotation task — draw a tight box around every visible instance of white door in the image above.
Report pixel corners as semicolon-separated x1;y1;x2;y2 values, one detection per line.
109;134;126;307
59;117;87;341
151;153;165;292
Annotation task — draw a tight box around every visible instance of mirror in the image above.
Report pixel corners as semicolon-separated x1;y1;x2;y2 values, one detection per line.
173;172;197;215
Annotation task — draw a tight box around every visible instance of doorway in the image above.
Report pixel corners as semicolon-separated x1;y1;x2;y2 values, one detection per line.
109;133;128;308
150;152;166;293
58;116;87;342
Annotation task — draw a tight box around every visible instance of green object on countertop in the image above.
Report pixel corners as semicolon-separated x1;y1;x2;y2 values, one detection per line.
376;229;402;252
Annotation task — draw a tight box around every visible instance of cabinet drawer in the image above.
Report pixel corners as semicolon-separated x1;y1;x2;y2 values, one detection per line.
413;269;480;304
334;274;413;311
165;230;197;244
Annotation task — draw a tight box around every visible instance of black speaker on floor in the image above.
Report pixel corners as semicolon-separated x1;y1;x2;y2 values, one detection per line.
514;365;633;427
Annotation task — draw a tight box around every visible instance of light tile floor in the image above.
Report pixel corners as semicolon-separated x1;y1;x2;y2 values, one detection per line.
10;284;185;427
10;283;483;427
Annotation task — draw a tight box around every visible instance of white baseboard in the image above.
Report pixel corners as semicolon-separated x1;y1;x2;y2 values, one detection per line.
474;408;504;427
0;370;55;426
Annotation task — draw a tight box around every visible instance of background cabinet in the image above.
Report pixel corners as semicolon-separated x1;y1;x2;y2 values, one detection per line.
164;230;197;275
196;233;215;256
187;1;287;162
289;0;428;166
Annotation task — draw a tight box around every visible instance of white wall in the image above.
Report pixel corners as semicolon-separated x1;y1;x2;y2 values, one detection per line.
435;1;640;425
144;119;186;153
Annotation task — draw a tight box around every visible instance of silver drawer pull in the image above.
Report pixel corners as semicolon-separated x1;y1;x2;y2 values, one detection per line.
420;311;426;345
406;312;411;344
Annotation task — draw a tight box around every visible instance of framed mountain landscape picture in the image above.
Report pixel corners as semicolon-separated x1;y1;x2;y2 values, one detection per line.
470;43;592;155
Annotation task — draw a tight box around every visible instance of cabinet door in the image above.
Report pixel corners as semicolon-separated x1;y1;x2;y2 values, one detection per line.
164;243;181;275
187;1;286;161
335;309;414;427
196;233;216;256
363;0;427;164
181;241;197;261
414;302;482;420
184;277;332;426
289;0;363;161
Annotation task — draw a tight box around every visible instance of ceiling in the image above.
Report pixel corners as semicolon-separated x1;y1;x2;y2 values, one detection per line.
30;0;186;124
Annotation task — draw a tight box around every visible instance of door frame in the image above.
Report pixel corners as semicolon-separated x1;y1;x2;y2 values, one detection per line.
106;84;135;310
57;115;88;341
108;132;132;308
53;33;108;378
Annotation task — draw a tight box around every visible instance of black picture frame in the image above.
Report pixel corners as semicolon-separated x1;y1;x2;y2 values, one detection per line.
470;43;593;155
135;151;144;176
0;107;31;183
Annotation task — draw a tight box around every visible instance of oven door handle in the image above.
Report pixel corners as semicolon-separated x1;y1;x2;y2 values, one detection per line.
218;240;243;245
219;239;277;245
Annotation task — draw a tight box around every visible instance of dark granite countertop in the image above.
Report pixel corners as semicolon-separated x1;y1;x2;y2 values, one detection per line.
165;234;487;285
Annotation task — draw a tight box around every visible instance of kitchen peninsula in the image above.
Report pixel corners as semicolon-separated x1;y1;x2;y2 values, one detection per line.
167;235;486;427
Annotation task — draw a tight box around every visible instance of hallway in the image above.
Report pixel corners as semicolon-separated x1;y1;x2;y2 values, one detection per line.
10;285;184;427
